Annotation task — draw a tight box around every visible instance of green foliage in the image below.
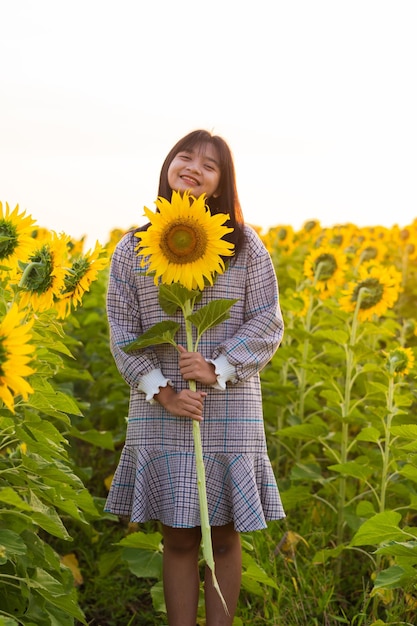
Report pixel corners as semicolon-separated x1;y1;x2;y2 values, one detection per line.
0;309;100;625
259;225;417;624
4;220;417;625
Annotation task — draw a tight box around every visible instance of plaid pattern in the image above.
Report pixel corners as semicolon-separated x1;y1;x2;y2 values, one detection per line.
105;225;286;531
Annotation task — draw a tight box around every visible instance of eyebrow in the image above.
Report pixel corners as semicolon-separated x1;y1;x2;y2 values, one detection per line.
182;149;220;167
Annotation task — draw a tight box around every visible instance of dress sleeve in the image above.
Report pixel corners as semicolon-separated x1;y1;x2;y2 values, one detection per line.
212;228;284;382
106;233;163;388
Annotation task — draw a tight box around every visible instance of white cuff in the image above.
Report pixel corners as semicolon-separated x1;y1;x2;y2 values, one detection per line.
208;354;237;390
137;368;173;403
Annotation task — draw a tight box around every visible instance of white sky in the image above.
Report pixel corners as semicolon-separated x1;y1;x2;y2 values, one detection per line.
1;0;417;248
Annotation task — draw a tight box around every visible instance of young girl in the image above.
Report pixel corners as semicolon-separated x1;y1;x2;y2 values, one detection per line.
105;129;285;626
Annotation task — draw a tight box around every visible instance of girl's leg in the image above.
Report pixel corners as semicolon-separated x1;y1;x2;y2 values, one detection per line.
161;524;202;626
205;522;242;626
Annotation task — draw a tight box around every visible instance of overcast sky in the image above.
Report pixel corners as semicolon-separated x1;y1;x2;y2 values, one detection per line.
1;0;416;247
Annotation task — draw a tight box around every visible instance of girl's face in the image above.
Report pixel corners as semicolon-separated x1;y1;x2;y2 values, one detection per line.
167;143;221;199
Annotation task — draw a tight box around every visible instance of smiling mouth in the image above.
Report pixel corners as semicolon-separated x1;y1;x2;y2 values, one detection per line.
180;175;199;186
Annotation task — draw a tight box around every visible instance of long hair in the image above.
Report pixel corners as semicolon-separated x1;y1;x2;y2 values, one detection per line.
157;130;245;256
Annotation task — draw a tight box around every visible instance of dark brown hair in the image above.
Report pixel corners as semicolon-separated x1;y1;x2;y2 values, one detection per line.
157;130;245;256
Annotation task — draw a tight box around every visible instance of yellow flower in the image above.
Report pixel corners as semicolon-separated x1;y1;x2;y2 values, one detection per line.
0;303;35;412
263;225;295;256
55;241;108;318
291;289;311;317
397;219;417;261
340;262;402;321
135;191;234;291
0;202;36;270
385;346;415;376
303;245;348;296
18;232;69;312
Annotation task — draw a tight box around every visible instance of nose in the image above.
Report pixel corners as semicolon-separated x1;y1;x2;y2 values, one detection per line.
186;160;201;174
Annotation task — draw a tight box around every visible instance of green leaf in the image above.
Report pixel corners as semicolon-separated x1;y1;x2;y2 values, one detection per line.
69;426;115;450
356;427;381;443
376;540;417;558
0;529;27;560
290;463;323;482
0;487;33;511
391;424;417;439
315;329;349;344
123;321;180;352
32;576;87;623
28;378;82;418
372;564;411;590
0;618;19;626
122;547;163;578
241;552;279;590
29;491;71;539
188;298;238;337
328;461;372;480
117;530;163;551
350;511;404;547
150;580;166;613
312;544;345;564
98;550;122;577
398;463;417;483
277;423;328;440
158;283;201;315
280;485;312;510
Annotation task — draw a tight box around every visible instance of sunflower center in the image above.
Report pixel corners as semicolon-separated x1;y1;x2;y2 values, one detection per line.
0;335;7;377
330;235;343;246
314;253;337;281
160;221;207;264
0;220;18;260
360;246;378;262
352;277;384;310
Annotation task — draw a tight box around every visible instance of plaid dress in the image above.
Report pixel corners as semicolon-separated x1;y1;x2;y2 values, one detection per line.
104;225;285;531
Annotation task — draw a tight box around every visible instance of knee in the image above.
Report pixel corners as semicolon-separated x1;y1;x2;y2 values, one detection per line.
212;524;240;557
162;525;201;555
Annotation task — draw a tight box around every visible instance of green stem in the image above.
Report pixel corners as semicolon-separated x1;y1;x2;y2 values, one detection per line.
295;289;317;461
18;261;42;288
184;299;229;614
335;292;362;575
380;376;395;515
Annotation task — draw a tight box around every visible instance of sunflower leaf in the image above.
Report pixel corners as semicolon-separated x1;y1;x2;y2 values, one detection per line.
158;283;202;315
123;321;180;352
188;299;238;338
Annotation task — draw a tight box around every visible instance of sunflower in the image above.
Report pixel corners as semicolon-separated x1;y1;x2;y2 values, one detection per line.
0;202;36;270
135;191;234;291
397;219;417;261
291;288;311;317
0;303;35;412
303;245;348;297
324;223;358;251
263;225;295;256
385;346;415;376
339;262;402;321
55;241;108;318
18;232;69;312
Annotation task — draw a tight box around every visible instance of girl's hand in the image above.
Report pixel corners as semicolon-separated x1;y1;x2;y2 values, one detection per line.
178;345;217;386
155;384;206;421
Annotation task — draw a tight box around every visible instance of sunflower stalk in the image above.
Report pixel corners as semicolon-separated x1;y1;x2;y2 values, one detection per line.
184;302;229;614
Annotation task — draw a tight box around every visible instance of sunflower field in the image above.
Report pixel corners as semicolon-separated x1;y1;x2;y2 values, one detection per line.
0;201;416;626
